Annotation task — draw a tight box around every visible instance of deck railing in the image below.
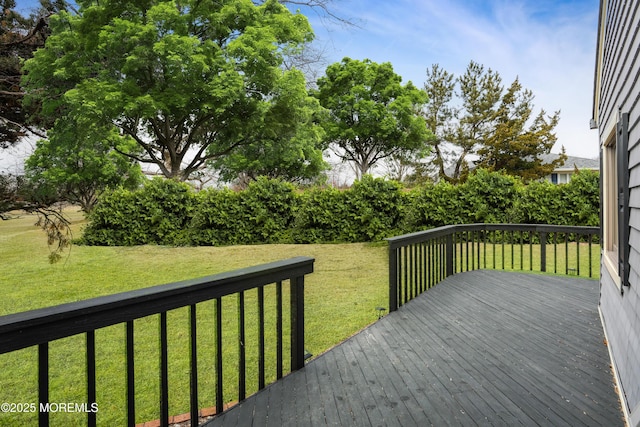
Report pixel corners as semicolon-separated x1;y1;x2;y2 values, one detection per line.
0;256;314;427
387;224;600;312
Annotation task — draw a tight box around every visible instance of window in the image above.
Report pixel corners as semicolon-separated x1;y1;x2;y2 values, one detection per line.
602;113;629;290
551;173;558;184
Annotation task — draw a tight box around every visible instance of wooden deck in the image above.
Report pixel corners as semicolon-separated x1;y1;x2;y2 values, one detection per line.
204;270;624;426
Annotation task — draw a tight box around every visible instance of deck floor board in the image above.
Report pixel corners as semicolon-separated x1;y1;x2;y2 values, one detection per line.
204;270;624;426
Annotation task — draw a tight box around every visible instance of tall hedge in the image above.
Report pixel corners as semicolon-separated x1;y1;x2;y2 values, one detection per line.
292;175;405;243
189;178;298;245
82;178;195;246
558;170;600;226
81;170;600;246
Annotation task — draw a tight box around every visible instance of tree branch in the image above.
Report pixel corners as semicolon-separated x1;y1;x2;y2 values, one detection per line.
1;16;49;48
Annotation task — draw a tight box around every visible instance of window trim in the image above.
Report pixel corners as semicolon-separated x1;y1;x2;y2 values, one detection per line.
601;117;621;289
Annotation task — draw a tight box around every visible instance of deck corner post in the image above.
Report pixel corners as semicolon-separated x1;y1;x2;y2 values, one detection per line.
290;275;305;371
389;245;398;312
446;234;454;277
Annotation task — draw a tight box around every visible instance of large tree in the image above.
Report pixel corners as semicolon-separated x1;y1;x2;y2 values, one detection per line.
1;1;74;263
423;61;563;183
23;0;314;181
25;119;142;212
0;0;67;146
210;71;328;185
314;57;430;178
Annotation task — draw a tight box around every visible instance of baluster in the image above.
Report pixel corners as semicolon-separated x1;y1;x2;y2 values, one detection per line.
483;230;487;269
402;246;408;305
276;282;283;379
589;234;593;278
554;232;558;274
428;240;433;288
529;232;533;271
258;287;265;390
159;312;169;427
576;234;581;276
87;330;96;427
501;231;505;270
290;276;305;371
492;230;496;269
414;244;419;298
126;321;135;427
519;231;524;270
189;304;199;426
420;242;425;291
215;298;223;413
408;244;414;301
238;292;246;401
38;343;48;427
540;231;547;272
511;231;514;270
465;231;473;271
565;233;569;275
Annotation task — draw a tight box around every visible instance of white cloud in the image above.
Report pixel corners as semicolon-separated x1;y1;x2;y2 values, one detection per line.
309;0;601;158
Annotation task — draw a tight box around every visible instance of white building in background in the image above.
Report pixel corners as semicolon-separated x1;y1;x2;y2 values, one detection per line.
540;153;599;184
439;152;599;183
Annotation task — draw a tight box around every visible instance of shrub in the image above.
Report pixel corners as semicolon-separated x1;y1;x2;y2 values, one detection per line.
187;188;247;245
558;169;600;226
292;186;347;243
240;178;298;243
81;187;144;246
81;171;600;246
343;176;405;241
457;169;521;223
514;180;563;224
188;178;299;245
293;176;405;243
403;181;462;230
82;178;196;245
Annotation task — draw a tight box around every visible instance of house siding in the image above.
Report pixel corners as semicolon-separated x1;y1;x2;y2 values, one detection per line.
596;0;640;425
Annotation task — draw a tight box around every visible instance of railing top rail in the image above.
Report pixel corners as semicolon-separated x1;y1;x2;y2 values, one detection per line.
0;256;314;355
386;224;600;249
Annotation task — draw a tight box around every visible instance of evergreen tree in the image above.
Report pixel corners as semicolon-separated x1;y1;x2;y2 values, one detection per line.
423;61;563;183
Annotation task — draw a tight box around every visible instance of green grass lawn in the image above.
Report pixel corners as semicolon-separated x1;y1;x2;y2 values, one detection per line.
454;239;600;279
0;209;389;426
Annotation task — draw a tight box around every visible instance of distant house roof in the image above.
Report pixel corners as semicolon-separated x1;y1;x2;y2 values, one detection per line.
540;153;599;171
439;153;599;180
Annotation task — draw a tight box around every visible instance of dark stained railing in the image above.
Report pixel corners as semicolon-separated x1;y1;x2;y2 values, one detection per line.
387;224;599;312
0;257;314;427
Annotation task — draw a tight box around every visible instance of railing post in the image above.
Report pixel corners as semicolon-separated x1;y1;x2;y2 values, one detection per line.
540;232;547;273
389;246;398;312
290;275;305;371
446;234;454;277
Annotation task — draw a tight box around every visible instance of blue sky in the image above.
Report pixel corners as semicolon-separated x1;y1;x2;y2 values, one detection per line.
304;0;600;158
14;0;601;158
